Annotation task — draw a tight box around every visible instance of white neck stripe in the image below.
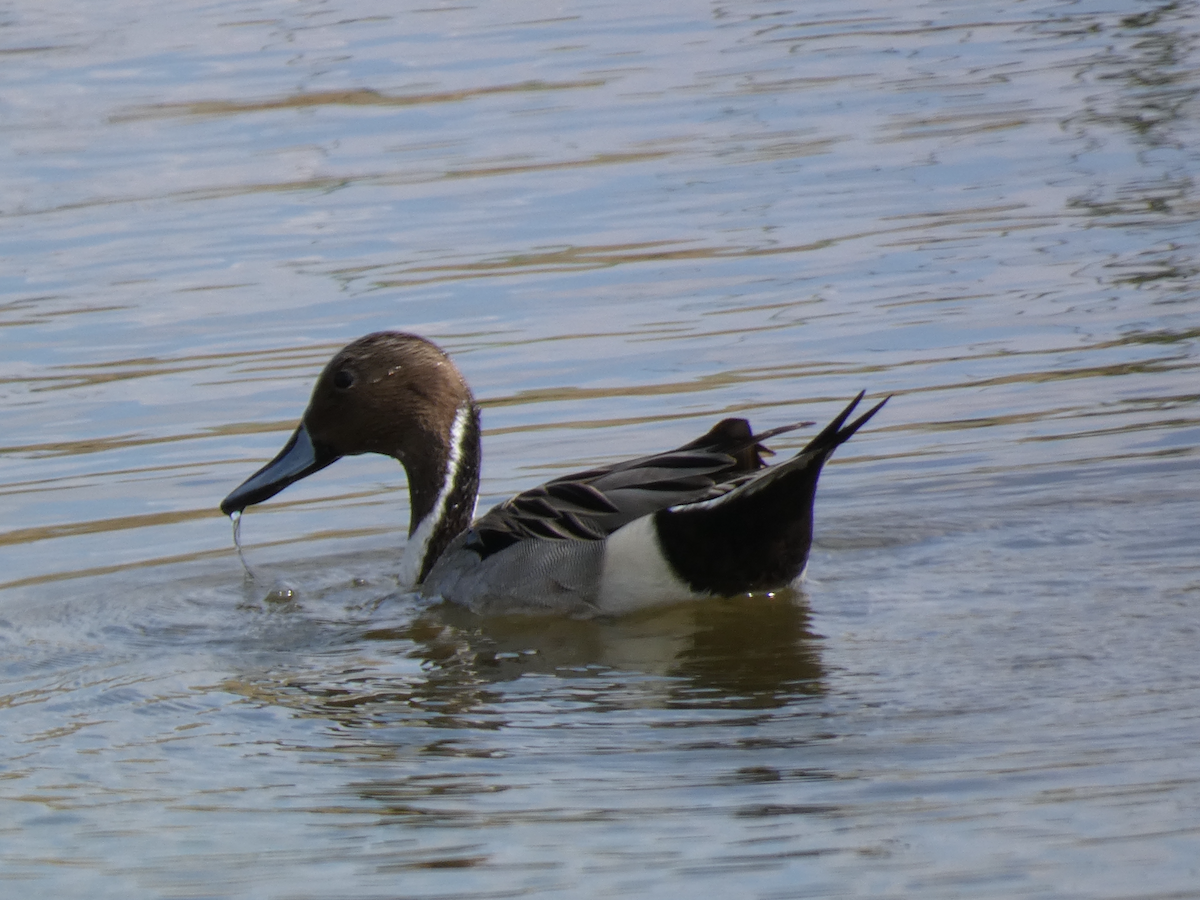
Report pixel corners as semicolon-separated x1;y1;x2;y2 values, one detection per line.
397;405;473;589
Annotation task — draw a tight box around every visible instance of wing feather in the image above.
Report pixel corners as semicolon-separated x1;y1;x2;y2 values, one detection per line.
463;417;811;558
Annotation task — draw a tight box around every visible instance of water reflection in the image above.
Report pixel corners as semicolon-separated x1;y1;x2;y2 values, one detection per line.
114;80;608;121
1101;4;1198;148
1067;0;1200;253
222;591;824;733
667;594;824;708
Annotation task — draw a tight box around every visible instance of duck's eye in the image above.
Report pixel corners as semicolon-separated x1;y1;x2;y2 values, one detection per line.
333;369;355;390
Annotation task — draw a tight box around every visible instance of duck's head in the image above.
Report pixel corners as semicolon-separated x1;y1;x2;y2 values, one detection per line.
220;331;477;530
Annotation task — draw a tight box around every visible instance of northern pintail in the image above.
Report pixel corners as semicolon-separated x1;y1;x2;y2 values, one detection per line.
221;331;887;616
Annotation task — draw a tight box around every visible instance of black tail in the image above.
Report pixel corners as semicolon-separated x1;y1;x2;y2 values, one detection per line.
654;393;888;596
797;391;889;462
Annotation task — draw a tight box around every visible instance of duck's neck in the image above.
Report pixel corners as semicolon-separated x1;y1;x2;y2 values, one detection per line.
397;403;481;589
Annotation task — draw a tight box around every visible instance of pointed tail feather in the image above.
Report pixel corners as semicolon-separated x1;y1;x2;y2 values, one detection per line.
798;392;889;460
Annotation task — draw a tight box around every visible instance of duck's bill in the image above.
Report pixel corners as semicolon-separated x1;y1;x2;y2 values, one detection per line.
220;423;338;516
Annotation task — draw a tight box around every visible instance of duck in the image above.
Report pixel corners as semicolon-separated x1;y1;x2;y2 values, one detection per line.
221;331;887;617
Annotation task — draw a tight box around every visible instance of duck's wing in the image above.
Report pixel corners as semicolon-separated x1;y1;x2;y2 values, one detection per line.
463;416;812;558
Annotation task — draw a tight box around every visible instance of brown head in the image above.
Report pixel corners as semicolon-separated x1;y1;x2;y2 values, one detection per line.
220;332;479;535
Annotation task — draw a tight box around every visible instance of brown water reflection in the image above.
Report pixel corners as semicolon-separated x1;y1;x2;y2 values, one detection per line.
116;80;609;121
223;592;823;733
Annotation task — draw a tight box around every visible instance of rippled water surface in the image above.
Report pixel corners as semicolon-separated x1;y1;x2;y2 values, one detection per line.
3;1;1200;896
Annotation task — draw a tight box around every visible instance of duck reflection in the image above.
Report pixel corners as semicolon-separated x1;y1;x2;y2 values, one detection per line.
222;589;825;730
414;589;824;706
668;592;825;708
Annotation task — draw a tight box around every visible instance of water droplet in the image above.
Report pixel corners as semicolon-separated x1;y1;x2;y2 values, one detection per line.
264;586;297;605
230;510;256;580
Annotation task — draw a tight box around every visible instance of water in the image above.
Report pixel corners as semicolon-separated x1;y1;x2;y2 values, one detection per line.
3;0;1200;896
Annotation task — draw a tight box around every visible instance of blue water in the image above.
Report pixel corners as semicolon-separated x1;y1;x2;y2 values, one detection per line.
2;1;1199;897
